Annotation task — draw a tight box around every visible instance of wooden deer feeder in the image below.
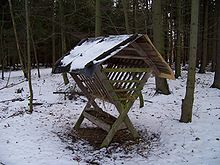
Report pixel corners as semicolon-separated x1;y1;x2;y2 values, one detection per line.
53;34;175;147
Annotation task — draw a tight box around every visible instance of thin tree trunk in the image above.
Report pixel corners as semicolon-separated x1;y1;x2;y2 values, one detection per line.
180;0;200;123
132;0;138;33
152;0;170;95
1;8;5;80
31;32;40;78
122;0;130;34
25;0;33;113
211;0;220;89
211;9;217;72
175;0;182;78
8;0;27;78
95;0;101;37
52;0;56;68
59;0;69;85
199;0;208;73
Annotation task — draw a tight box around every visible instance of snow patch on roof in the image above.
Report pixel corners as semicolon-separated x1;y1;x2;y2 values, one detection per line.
61;35;132;71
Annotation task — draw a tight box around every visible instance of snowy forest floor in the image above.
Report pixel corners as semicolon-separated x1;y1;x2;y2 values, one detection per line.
0;68;219;165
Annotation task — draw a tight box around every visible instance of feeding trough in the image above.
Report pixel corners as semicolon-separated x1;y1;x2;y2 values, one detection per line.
53;34;174;147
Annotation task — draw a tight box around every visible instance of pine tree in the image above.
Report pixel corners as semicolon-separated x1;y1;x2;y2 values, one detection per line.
152;0;171;95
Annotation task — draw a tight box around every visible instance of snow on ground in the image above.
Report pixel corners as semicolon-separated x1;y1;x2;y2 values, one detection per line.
0;68;219;165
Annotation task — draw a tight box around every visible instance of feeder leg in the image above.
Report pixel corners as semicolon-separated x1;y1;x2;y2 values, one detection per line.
116;107;139;139
74;101;91;129
124;117;139;138
101;108;129;147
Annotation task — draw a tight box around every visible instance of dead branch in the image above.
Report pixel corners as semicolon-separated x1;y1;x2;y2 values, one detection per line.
0;98;24;103
0;80;25;90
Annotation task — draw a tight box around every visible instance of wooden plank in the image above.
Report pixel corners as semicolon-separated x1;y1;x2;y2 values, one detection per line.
112;55;147;60
108;79;141;83
83;111;111;132
100;104;133;147
103;67;151;73
113;88;139;92
70;73;102;112
131;42;161;75
74;101;91;129
96;67;139;142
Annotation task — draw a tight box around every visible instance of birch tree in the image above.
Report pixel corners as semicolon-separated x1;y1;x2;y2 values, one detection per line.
25;0;33;113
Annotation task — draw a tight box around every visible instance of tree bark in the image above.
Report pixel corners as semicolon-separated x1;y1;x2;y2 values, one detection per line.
132;0;138;33
8;0;27;78
199;0;208;73
1;7;5;80
152;0;171;95
95;0;101;37
211;0;220;89
175;0;182;78
122;0;130;34
59;0;69;85
180;0;199;123
31;32;40;78
52;0;56;68
25;0;33;113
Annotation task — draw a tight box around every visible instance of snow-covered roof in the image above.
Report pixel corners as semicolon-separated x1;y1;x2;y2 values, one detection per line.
60;34;135;71
53;34;175;80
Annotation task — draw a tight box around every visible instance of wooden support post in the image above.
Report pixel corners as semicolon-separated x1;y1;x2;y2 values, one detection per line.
101;105;130;147
70;73;102;112
96;68;139;139
70;73;103;130
74;101;92;129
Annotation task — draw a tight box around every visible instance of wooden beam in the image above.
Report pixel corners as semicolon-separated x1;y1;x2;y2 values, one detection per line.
113;88;139;92
96;67;139;140
70;73;102;112
131;42;160;75
102;68;151;73
83;111;111;132
74;101;91;129
108;79;141;83
112;55;147;60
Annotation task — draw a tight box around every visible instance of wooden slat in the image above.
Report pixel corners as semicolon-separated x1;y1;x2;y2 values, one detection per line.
103;68;151;73
113;88;140;92
108;79;141;83
131;42;161;75
112;55;147;60
83;111;111;132
96;67;139;141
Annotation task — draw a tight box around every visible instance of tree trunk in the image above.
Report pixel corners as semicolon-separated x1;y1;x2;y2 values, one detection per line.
95;0;101;37
211;6;217;72
180;0;199;123
8;0;27;78
25;0;33;113
31;32;40;78
52;0;56;68
122;0;130;34
132;0;138;33
175;0;182;78
152;0;171;95
199;0;208;73
59;0;69;85
211;0;220;89
1;8;5;80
